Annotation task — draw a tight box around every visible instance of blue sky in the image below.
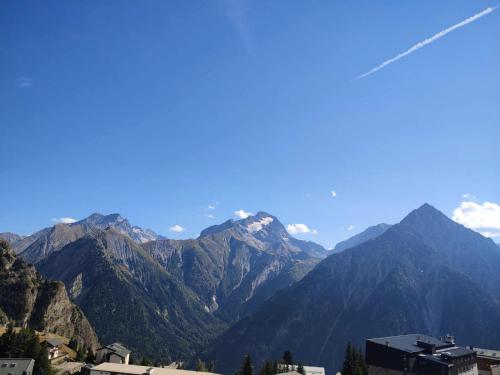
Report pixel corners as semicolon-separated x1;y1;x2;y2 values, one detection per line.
1;0;499;247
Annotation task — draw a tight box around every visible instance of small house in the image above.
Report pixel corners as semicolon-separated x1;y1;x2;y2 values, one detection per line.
95;343;131;365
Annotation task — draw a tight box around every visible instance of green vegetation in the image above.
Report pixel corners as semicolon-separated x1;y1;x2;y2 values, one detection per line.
0;324;52;375
236;355;254;375
341;343;367;375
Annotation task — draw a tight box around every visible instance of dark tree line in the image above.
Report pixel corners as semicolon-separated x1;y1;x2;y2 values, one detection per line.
0;325;52;375
235;344;366;375
234;351;306;375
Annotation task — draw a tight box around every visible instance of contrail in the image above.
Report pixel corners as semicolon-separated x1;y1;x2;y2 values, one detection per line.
358;6;498;79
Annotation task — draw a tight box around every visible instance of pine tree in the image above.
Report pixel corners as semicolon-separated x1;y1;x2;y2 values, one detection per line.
341;343;355;375
196;358;208;372
282;351;293;372
259;360;274;375
355;347;368;375
76;346;86;362
240;355;254;375
85;348;95;364
273;361;279;375
296;363;305;375
341;344;367;375
140;357;153;366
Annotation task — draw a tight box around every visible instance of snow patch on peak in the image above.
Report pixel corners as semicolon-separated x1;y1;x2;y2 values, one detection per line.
247;217;274;233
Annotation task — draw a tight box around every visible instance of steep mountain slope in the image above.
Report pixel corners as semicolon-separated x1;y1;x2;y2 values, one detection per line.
0;238;99;350
333;223;391;253
14;213;162;264
0;232;25;246
399;203;500;299
142;212;325;321
37;228;224;362
206;204;500;374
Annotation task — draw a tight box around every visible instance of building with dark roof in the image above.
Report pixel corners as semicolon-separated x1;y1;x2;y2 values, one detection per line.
472;347;500;375
0;359;35;375
95;343;131;365
366;334;478;375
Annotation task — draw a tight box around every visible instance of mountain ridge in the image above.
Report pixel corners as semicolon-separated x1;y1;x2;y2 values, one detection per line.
205;204;500;374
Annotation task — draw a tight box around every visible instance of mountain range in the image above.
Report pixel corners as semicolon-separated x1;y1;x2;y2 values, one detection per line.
205;204;500;374
3;211;328;362
2;204;500;374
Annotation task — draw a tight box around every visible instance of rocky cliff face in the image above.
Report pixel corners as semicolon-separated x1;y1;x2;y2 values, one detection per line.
0;238;99;350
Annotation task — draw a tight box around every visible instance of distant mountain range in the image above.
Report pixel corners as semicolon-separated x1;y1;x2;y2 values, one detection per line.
3;205;500;373
0;238;99;350
205;204;500;374
9;213;163;264
2;211;328;362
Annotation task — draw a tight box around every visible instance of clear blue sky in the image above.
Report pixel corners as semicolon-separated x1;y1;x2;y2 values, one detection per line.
1;0;499;247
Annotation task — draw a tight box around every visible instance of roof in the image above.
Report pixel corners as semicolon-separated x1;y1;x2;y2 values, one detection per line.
367;334;453;354
45;338;64;347
104;343;131;358
474;347;500;360
91;363;221;375
439;347;475;359
0;359;35;375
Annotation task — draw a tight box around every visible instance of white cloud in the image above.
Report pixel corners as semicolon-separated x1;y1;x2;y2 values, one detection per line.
169;224;186;233
17;76;33;88
287;223;315;235
206;214;216;219
452;201;500;238
234;209;253;219
347;225;355;231
462;193;477;200
52;217;77;224
358;6;498;78
330;190;337;198
248;217;273;232
207;205;216;210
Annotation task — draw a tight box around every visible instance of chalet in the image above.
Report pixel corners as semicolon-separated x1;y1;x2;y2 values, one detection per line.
472;348;500;375
43;338;66;361
89;363;221;375
95;343;131;365
0;359;35;375
366;334;478;375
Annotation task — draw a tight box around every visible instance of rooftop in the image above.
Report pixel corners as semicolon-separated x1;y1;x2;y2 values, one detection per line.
368;334;454;354
99;343;131;358
91;363;221;375
473;347;500;360
439;347;475;359
45;338;64;347
0;359;35;375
